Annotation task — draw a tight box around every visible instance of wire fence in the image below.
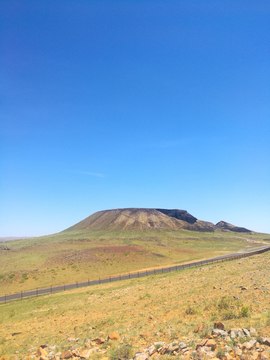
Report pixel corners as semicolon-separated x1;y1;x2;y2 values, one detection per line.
1;245;270;304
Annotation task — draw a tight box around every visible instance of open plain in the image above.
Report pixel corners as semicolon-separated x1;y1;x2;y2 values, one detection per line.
1;248;270;359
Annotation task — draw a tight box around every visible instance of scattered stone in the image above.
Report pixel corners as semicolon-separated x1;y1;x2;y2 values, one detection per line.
263;338;270;347
147;345;156;356
78;349;93;359
60;350;72;359
108;332;120;341
134;352;148;360
243;339;256;350
242;328;250;337
205;339;217;350
212;329;227;337
214;322;225;330
37;347;48;357
196;339;208;349
194;323;205;333
92;337;105;345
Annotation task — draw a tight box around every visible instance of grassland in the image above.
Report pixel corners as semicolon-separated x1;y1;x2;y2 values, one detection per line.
1;249;270;358
0;228;268;296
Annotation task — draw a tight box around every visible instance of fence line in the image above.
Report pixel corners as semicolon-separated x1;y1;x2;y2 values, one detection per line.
1;245;270;304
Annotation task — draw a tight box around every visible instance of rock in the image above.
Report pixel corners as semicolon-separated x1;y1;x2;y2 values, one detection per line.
134;352;148;360
179;342;187;350
237;329;244;338
194;323;205;333
92;338;105;345
205;339;217;350
212;329;227;337
196;339;208;350
243;340;256;350
234;346;242;356
78;349;93;359
242;328;250;336
60;350;72;359
37;347;48;357
225;345;232;352
263;338;270;347
158;345;168;355
108;332;120;341
67;337;78;342
214;322;225;330
147;345;156;356
250;328;257;336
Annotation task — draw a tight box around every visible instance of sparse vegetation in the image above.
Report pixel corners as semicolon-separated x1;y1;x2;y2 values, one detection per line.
0;225;267;296
107;344;134;360
1;251;270;357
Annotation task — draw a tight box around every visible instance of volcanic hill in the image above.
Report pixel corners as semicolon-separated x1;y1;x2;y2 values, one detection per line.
64;208;252;233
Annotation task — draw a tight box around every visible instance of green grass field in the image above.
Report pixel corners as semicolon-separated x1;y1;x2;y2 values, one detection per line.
0;227;268;296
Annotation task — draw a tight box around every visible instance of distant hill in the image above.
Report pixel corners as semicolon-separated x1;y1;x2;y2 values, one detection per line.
0;236;32;242
215;221;252;233
63;208;252;233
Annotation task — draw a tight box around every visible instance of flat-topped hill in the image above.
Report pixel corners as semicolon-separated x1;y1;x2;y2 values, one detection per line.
64;208;252;233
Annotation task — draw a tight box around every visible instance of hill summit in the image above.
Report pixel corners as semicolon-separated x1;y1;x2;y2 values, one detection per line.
64;208;252;233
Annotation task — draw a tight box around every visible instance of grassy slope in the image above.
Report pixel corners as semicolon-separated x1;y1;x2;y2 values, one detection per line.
1;250;270;358
0;228;268;296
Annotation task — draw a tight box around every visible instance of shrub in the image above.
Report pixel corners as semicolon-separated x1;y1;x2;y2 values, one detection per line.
218;296;231;310
108;344;134;360
216;347;225;359
185;304;196;315
239;306;249;318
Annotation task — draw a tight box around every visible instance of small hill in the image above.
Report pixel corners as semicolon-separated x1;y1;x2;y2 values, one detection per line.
63;208;251;233
215;221;252;233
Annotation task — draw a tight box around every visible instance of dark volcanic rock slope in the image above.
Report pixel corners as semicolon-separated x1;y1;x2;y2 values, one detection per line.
215;221;252;233
64;208;251;233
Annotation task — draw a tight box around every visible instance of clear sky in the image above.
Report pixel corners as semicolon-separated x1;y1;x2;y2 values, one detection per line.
1;0;270;237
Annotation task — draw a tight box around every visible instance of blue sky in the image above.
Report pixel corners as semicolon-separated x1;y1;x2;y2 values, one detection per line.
1;0;270;236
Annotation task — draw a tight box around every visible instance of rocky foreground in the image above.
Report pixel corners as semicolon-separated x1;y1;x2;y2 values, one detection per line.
3;322;270;360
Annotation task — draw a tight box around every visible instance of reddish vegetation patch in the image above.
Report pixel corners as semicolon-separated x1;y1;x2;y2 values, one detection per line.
45;245;150;266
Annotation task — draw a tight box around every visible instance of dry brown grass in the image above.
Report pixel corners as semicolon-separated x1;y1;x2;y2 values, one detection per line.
1;250;270;358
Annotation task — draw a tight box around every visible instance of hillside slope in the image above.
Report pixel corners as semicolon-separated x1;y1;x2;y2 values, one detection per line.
64;208;251;233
